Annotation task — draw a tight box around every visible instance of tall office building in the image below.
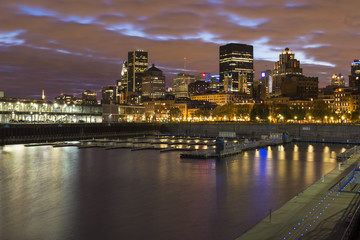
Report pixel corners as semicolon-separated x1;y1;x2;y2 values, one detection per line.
142;64;166;100
127;50;149;94
219;43;254;93
119;61;128;90
349;60;360;89
330;73;345;87
272;48;302;96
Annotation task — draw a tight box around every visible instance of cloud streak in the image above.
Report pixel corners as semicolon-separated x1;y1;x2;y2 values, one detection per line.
0;0;359;99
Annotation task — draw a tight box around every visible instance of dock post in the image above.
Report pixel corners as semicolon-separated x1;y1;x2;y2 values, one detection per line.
269;209;272;223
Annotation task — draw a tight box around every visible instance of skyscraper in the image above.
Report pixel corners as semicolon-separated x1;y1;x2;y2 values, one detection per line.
349;60;360;89
127;50;149;94
272;48;302;95
142;64;166;100
219;43;254;93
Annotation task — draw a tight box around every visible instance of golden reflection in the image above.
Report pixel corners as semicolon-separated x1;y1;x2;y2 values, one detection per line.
323;146;330;153
294;145;299;152
293;146;299;161
308;145;314;152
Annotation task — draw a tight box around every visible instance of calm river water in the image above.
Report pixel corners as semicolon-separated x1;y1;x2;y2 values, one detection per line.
0;142;346;240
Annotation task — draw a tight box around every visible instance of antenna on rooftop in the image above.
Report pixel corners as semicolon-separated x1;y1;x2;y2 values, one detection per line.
184;57;187;72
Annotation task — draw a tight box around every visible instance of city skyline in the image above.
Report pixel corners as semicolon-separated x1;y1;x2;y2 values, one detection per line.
0;0;359;99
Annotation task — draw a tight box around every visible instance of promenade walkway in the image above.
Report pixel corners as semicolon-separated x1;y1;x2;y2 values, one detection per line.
237;149;360;240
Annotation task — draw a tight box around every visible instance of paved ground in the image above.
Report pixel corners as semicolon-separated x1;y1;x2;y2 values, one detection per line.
236;151;360;240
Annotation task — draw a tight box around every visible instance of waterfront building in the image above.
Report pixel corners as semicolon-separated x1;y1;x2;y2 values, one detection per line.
172;73;195;98
82;90;97;105
190;92;253;106
334;88;360;115
0;97;101;123
219;43;254;93
331;73;345;87
141;64;166;100
272;48;302;96
101;86;117;104
102;104;145;122
143;100;175;122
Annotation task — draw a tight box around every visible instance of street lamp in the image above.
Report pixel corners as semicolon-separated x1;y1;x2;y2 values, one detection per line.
325;116;328;123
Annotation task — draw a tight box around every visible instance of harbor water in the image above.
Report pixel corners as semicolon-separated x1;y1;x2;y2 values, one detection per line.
0;142;346;240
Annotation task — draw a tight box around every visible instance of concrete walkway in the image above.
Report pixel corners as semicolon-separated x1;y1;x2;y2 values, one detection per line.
236;151;360;240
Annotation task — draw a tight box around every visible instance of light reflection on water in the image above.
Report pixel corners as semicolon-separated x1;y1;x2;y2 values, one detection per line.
0;142;347;240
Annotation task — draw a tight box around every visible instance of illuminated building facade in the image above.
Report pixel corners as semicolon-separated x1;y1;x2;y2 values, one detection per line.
127;50;149;94
172;73;195;98
190;92;252;106
0;98;101;123
219;43;254;93
272;48;302;96
82;90;97;105
102;104;145;122
55;94;78;105
331;73;345;87
141;64;166;100
349;60;360;89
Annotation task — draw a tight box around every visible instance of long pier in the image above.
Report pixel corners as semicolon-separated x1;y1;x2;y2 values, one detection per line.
236;146;360;240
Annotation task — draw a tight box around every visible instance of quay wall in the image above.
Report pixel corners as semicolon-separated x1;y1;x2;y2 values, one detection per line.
0;123;161;145
161;123;360;142
2;123;360;145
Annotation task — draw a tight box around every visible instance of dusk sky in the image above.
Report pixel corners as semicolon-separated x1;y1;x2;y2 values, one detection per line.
1;0;359;99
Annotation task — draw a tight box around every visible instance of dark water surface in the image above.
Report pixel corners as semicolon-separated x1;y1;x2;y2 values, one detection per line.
0;142;346;240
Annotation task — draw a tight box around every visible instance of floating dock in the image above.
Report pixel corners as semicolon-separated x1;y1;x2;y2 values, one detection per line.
180;138;287;159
